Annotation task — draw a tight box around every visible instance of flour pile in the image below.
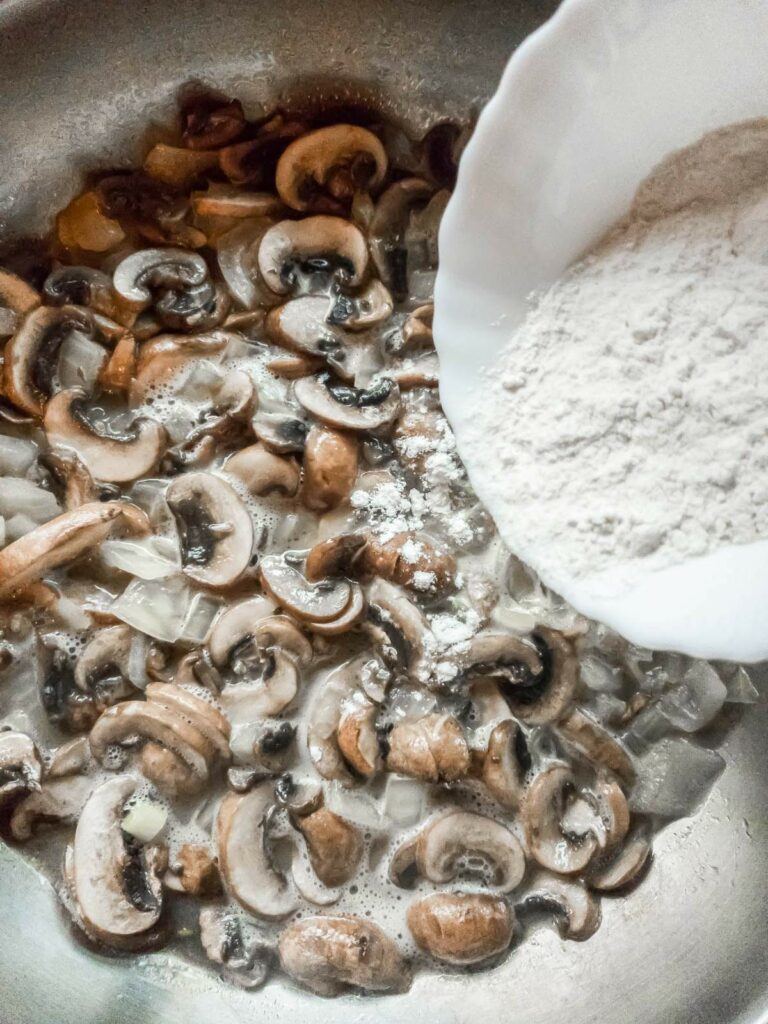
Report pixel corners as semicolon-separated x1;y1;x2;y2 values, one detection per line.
464;119;768;594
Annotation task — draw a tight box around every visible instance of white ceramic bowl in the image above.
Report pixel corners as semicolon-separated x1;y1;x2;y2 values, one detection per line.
435;0;768;661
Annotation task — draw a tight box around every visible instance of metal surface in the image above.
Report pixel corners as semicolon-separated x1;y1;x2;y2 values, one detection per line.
0;1;765;1022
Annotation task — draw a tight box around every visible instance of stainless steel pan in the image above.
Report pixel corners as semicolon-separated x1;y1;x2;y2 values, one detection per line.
0;1;766;1021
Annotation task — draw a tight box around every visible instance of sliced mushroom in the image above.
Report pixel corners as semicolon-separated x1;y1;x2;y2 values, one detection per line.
164;843;222;898
44;388;166;483
208;596;275;665
336;698;381;777
47;735;92;778
295;373;400;432
258;217;368;295
588;828;652;892
224;443;300;497
181;93;246;149
305;533;366;581
557;708;636;786
0;268;40;336
65;776;165;949
291;804;363;887
0;731;41;807
388;836;419;888
259;554;351;623
144;683;231;762
471;628;578;726
0;501;129;598
43;266;121;321
266;296;351;376
89;693;226;797
10;773;94;841
276;125;387;213
217;783;297;919
112;248;223;332
364;578;430;679
307;655;379;786
3;304;99;417
369;177;434;296
328;279;393;332
522;764;600;875
401;303;434;350
222;649;300;722
520;871;601;941
57;191;126;252
98;332;137;394
415;810;525;892
302;425;359;511
407;893;514;966
192;184;283;219
143;144;219;189
199;906;273;990
129;330;230;402
166;472;253;589
278;915;410;997
361;532;455;593
74;624;140;706
482;719;528;811
40;448;100;509
386;713;470;783
305;582;367;636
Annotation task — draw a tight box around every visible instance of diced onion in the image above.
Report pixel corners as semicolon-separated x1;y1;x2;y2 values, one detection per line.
0;435;38;477
111;577;191;642
0;478;60;523
100;537;180;580
122;798;167;843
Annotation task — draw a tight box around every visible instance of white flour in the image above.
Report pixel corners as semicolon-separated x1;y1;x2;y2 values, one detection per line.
464;118;768;593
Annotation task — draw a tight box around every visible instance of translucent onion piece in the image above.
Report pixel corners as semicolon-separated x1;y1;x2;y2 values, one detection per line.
5;512;42;542
324;782;384;830
381;774;425;826
0;478;60;523
100;537;181;580
111;576;191;642
179;592;223;644
0;435;38;477
57;331;107;391
659;662;727;733
629;738;725;818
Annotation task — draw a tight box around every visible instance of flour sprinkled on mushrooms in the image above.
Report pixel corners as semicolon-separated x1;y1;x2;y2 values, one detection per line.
0;87;741;999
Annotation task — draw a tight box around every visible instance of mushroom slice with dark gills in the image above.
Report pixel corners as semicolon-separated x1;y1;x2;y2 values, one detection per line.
3;304;101;417
415;810;526;893
407;893;515;967
0;730;42;808
0;500;133;598
166;472;253;589
112;248;226;332
278;915;410;997
10;773;95;841
44;388;166;484
266;296;353;379
481;718;530;811
180;91;245;150
199;906;274;990
519;870;601;941
588;826;652;893
556;707;636;786
43;266;122;321
294;373;401;432
217;782;297;919
259;553;353;624
463;627;578;726
208;600;312;721
290;801;363;887
89;684;230;797
327;279;393;332
307;654;389;786
385;712;470;783
0;268;40;337
257;216;369;295
275;125;388;213
74;624;143;707
363;578;431;679
64;776;166;950
522;764;629;876
369;177;434;299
